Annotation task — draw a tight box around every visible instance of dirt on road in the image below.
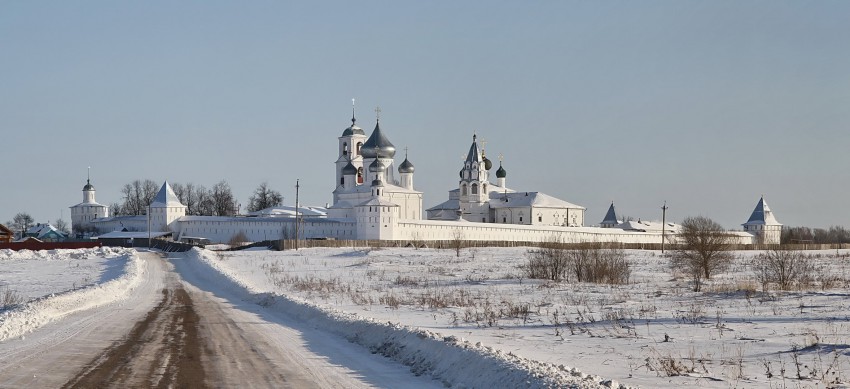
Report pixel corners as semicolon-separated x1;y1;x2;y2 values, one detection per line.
63;286;207;389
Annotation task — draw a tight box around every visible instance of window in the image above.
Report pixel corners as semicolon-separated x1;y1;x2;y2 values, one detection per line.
356;142;363;155
357;167;363;184
461;184;467;196
538;216;542;222
340;177;344;186
471;183;478;195
342;142;348;156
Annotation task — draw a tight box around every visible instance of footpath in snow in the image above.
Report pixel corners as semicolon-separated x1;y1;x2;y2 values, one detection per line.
179;248;622;389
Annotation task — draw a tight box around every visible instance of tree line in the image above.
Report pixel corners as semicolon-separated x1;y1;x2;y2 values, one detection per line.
781;225;850;244
110;179;284;217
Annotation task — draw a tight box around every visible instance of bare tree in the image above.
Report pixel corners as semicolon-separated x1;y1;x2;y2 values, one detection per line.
108;202;123;216
119;179;159;215
451;229;465;257
210;180;237;216
173;182;209;216
247;182;283;212
54;219;70;236
6;213;35;238
670;216;734;292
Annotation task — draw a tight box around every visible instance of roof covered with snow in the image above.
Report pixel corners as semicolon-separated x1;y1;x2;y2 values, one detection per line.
488;192;585;210
247;205;327;218
743;196;781;226
357;198;400;207
616;220;680;233
25;224;65;239
150;181;184;208
96;231;172;239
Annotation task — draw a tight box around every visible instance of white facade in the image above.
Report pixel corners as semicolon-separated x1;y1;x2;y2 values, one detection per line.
742;196;782;244
73;106;777;246
428;135;586;226
70;178;109;236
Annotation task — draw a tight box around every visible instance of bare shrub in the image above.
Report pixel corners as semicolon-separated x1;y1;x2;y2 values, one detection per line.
751;246;816;291
670;216;735;292
1;287;24;310
228;230;250;247
524;241;630;284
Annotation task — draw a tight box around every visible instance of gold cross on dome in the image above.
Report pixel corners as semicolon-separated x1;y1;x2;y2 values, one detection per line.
498;153;504;162
375;106;381;121
481;138;487;152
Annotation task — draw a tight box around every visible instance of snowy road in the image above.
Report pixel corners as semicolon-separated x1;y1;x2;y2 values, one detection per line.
0;251;166;388
0;251;439;388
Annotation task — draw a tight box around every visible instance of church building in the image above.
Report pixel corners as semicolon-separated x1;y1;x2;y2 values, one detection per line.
427;134;585;227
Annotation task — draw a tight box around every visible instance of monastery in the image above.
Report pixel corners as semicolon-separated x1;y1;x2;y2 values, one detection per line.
71;107;781;245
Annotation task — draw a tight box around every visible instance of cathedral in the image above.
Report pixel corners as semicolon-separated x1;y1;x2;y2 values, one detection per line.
71;104;778;245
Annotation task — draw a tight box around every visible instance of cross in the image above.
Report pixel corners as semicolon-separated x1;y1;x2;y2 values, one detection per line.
404;146;409;158
498;153;503;162
481;138;487;152
375;106;381;121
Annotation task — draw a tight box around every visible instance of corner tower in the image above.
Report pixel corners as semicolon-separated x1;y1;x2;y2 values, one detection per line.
742;196;782;245
149;181;186;232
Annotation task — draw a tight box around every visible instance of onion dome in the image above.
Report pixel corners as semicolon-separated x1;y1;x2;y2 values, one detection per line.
342;104;365;136
342;161;357;175
368;158;383;173
83;179;95;191
361;120;396;159
342;119;364;136
398;157;415;174
483;156;493;170
496;162;507;178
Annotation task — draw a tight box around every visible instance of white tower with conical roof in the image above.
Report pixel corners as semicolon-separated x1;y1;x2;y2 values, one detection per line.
149;181;186;232
742;196;782;244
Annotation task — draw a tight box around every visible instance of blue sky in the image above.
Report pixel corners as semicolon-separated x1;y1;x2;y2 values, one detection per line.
2;1;848;229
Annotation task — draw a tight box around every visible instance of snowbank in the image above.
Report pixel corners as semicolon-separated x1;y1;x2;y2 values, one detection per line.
0;246;129;262
0;250;145;341
182;248;625;389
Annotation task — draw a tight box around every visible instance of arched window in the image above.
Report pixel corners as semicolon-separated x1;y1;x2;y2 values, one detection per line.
357;167;364;184
356;142;363;156
340;177;345;186
342;142;348;156
461;184;467;196
471;183;478;195
482;184;487;193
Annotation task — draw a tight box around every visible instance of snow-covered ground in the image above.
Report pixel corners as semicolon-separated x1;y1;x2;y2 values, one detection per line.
2;245;847;388
198;246;850;388
0;247;142;341
0;247;133;301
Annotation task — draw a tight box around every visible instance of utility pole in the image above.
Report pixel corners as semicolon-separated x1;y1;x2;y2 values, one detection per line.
294;179;300;251
661;201;668;254
148;205;152;249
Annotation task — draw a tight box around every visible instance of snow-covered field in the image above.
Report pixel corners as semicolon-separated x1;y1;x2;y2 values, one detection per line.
2;245;848;387
0;247;132;301
200;246;850;388
0;247;142;341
